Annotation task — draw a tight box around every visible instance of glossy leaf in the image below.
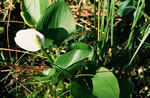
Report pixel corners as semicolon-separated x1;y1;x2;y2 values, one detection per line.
92;67;120;98
54;49;90;69
36;0;76;47
21;0;51;26
69;42;94;59
54;43;93;69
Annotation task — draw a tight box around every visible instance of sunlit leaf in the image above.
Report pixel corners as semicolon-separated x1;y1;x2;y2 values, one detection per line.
92;67;120;98
69;42;94;59
54;49;90;69
36;0;76;47
21;0;51;26
54;43;93;69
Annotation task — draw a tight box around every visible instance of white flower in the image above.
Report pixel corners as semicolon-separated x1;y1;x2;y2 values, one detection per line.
14;29;45;52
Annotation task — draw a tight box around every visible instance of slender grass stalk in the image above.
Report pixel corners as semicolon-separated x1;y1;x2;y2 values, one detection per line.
94;0;96;30
100;0;106;43
128;25;150;65
97;0;101;42
111;0;115;47
0;50;6;61
9;80;33;94
97;0;115;61
0;71;15;82
7;10;12;59
97;0;101;62
15;53;26;64
103;0;110;47
127;0;145;48
103;0;114;48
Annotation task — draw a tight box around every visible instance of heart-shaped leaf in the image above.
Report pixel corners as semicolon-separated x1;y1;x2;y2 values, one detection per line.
21;0;51;26
69;42;94;59
36;0;76;47
54;43;93;69
54;49;89;69
92;67;120;98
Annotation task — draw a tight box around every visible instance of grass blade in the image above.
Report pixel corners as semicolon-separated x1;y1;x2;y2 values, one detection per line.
128;25;150;65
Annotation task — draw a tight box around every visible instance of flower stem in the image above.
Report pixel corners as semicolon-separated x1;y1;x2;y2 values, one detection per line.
41;47;53;64
48;47;55;61
41;46;64;71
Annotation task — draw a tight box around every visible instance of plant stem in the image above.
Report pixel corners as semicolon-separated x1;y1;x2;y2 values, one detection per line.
41;47;53;64
48;46;56;61
41;47;68;72
97;0;101;62
111;0;115;47
127;0;145;48
100;0;106;43
94;0;96;30
97;0;101;42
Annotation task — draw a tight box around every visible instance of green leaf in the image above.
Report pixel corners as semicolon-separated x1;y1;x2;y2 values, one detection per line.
69;42;94;59
128;25;150;65
21;0;51;26
54;43;93;69
51;73;59;85
36;0;76;47
31;75;51;82
54;49;90;69
116;0;136;17
41;28;69;47
92;67;120;98
70;42;92;50
42;67;56;76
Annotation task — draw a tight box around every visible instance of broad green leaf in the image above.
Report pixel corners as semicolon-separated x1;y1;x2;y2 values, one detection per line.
21;0;51;26
37;0;75;33
69;42;94;59
70;42;92;50
40;28;69;47
92;67;120;98
54;49;90;69
54;43;93;69
36;0;76;47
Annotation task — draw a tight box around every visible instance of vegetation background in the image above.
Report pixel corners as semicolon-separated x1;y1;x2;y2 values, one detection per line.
0;0;150;98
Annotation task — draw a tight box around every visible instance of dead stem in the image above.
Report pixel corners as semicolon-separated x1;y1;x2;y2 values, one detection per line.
0;20;24;24
0;48;46;58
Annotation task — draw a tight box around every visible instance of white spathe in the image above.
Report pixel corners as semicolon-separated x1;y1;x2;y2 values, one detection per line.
15;29;45;52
